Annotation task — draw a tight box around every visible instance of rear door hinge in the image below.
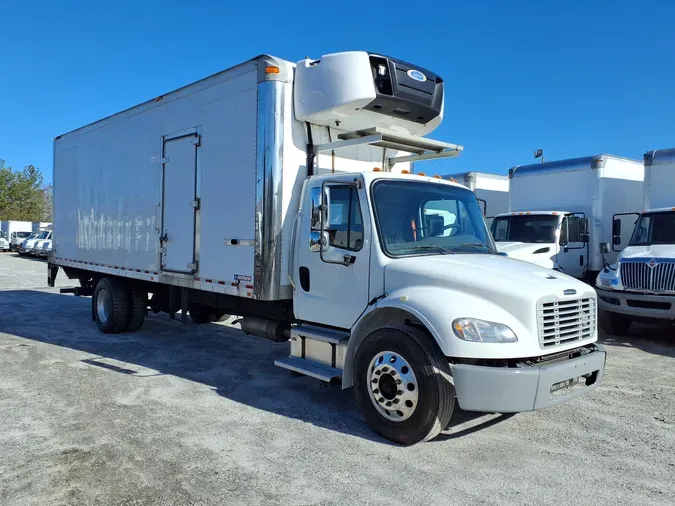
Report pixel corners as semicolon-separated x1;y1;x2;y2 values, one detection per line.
161;157;169;164
190;198;200;210
187;262;198;273
191;135;201;146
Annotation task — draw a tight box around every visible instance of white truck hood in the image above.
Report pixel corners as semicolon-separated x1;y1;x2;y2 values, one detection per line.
385;253;584;302
495;242;556;268
382;254;596;359
619;244;675;261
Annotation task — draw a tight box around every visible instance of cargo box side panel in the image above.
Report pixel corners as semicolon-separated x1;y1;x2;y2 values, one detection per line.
54;128;162;271
198;79;258;287
53;62;258;276
509;169;595;215
597;159;645;267
646;155;675;209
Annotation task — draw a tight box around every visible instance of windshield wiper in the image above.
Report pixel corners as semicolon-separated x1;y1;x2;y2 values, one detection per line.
451;243;497;254
405;244;456;255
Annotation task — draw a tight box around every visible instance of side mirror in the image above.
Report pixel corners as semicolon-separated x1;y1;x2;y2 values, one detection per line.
600;242;610;254
612;218;621;245
310;187;331;231
309;231;330;252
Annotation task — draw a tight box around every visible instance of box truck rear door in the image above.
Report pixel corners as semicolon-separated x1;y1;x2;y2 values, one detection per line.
161;133;199;273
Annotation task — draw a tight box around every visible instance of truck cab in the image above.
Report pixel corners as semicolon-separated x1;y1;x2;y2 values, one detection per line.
491;211;589;278
596;148;675;334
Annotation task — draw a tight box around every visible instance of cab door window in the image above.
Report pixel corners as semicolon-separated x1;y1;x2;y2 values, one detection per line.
326;186;364;251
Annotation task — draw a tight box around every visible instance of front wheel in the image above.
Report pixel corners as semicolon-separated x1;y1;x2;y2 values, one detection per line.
354;326;455;445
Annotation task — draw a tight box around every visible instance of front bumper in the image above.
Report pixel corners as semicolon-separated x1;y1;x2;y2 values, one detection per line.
451;344;606;413
596;288;675;320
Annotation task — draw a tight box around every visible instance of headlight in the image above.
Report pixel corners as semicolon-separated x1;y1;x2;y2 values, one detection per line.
452;318;518;343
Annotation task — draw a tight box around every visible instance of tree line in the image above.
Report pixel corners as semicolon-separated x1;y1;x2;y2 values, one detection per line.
0;159;53;221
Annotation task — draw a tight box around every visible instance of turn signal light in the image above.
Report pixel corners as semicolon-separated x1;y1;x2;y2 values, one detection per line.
401;170;410;174
265;66;280;74
417;172;426;176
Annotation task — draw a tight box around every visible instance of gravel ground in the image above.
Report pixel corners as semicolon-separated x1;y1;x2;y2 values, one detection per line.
0;252;673;506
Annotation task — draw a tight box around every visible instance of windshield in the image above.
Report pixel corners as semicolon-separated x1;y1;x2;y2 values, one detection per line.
491;215;559;243
629;211;675;245
37;230;50;239
15;231;32;239
371;180;496;256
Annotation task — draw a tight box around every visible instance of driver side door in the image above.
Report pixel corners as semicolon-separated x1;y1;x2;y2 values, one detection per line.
556;214;587;278
293;179;371;329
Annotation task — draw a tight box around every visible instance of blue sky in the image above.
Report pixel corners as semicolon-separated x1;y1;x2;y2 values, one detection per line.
1;0;673;185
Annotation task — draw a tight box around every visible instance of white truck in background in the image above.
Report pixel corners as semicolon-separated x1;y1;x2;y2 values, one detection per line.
0;220;34;251
442;171;509;227
491;155;644;281
48;51;605;445
596;148;675;334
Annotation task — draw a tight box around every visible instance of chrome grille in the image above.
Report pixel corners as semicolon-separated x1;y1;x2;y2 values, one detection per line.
537;298;596;349
620;260;675;293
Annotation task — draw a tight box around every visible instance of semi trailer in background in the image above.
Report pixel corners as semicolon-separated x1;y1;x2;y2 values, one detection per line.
48;50;605;445
442;171;509;227
491;155;644;280
596;148;675;334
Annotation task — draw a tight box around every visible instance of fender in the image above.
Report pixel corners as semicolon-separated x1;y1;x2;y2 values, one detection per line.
342;285;530;388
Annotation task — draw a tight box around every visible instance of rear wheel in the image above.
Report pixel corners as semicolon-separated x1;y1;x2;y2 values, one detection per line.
601;312;632;336
354;326;455;445
94;278;129;334
126;286;147;332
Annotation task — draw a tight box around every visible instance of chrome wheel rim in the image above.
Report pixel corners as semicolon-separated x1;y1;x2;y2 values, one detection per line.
96;289;110;324
367;351;419;422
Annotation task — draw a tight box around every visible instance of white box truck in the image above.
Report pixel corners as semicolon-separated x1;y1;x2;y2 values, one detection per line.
0;220;34;251
596;148;675;334
491;155;644;280
48;51;605;445
441;172;509;226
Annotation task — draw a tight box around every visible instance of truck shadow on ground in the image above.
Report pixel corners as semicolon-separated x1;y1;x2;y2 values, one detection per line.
599;324;675;359
1;289;515;444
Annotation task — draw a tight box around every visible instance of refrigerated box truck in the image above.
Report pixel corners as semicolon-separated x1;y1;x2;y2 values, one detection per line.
596;148;675;334
491;155;644;280
442;171;509;226
49;51;605;445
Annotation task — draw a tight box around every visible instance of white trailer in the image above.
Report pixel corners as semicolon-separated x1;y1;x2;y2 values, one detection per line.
596;148;675;334
442;171;509;226
49;51;605;445
491;155;644;280
0;220;34;251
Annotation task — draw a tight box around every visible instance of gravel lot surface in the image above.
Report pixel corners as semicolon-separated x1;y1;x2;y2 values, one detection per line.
0;252;674;506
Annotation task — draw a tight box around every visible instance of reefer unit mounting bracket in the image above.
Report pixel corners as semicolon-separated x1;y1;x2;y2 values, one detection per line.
313;127;463;171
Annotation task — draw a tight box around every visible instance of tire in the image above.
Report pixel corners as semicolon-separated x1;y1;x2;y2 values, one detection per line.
93;278;129;334
354;325;455;446
601;312;632;336
125;286;147;332
189;304;214;324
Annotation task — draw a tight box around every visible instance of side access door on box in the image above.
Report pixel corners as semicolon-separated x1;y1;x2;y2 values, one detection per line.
160;133;200;273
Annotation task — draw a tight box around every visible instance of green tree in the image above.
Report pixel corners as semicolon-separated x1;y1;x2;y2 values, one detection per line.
0;159;48;221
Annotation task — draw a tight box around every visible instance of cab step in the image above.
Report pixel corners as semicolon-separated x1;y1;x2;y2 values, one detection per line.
274;356;342;382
